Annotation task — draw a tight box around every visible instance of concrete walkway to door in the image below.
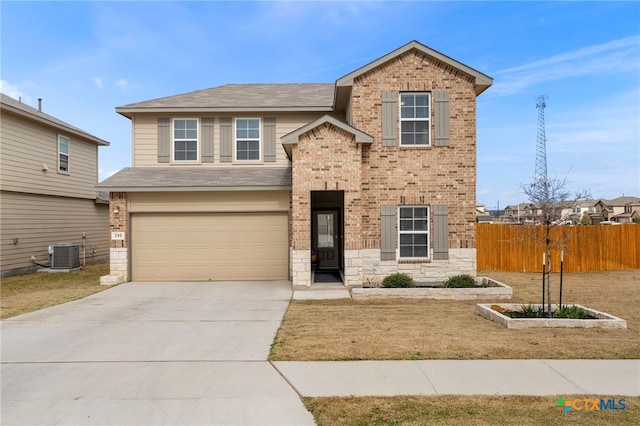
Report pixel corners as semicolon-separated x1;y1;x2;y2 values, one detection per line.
1;281;315;426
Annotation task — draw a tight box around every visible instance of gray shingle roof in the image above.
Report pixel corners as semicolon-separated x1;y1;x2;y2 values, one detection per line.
1;93;110;146
97;167;292;191
117;84;335;114
600;196;640;206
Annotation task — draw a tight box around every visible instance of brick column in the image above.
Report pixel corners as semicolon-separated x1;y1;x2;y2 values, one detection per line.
100;192;128;285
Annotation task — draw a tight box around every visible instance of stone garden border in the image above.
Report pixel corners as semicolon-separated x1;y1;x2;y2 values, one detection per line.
351;277;512;300
475;303;627;329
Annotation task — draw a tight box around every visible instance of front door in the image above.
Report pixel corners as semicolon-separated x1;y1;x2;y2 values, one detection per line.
313;210;339;269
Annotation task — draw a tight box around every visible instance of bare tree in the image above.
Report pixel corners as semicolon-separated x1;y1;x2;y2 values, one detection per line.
521;175;590;317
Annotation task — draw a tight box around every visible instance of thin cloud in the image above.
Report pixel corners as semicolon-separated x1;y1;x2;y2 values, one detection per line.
0;80;31;102
90;77;103;89
548;89;639;150
489;36;640;97
496;35;640;75
114;78;130;91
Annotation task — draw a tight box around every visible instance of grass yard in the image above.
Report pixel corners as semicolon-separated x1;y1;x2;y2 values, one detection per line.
0;263;111;319
270;270;640;360
303;395;639;426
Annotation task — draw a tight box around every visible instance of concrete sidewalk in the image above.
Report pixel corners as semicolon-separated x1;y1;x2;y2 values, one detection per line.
288;288;639;398
274;359;640;397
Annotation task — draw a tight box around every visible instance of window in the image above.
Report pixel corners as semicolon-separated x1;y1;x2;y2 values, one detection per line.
58;135;69;172
317;213;334;248
236;118;260;161
399;206;429;258
173;118;198;161
400;92;430;146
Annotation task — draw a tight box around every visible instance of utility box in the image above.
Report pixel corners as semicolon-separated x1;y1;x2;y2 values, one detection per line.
49;244;80;269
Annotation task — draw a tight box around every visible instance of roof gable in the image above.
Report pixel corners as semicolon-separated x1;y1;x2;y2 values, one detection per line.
335;40;493;95
282;115;373;145
281;115;373;158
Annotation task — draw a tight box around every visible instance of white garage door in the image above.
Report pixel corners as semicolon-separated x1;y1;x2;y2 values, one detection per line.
131;212;288;281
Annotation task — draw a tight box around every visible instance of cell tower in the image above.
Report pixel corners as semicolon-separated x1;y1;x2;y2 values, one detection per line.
534;95;549;185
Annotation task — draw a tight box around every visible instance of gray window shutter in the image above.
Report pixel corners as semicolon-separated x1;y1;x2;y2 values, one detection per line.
264;117;276;162
380;205;396;260
157;117;170;163
201;117;214;163
381;91;398;146
220;117;232;163
433;204;449;260
434;91;450;147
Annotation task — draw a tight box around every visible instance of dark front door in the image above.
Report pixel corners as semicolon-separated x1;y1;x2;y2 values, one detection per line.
313;210;339;269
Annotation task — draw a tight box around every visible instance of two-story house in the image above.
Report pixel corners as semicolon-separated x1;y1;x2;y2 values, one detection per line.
97;41;493;286
502;203;527;223
570;200;595;223
590;196;640;223
615;204;640;223
610;196;640;223
1;93;110;277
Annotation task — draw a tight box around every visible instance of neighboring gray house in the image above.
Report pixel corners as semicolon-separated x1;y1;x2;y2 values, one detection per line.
0;93;110;277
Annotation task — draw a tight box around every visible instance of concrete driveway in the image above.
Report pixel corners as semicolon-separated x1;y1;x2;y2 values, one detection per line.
1;281;315;425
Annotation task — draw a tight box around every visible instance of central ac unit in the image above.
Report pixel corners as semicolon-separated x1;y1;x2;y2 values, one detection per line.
49;244;80;269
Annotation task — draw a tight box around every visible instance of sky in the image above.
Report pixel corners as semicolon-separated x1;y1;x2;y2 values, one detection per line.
2;1;639;210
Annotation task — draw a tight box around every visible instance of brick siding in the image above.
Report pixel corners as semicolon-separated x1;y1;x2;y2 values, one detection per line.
351;50;477;251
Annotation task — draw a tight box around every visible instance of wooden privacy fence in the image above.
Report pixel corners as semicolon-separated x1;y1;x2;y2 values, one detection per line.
476;223;640;272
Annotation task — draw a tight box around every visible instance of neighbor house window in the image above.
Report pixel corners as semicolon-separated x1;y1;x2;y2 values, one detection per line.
173;118;198;161
399;206;429;258
235;118;260;161
58;135;69;172
400;92;430;146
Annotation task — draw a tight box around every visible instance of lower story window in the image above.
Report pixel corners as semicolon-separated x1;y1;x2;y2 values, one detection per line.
399;206;429;258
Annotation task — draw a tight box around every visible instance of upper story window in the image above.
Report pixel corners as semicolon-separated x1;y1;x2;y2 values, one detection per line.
400;92;430;146
173;118;198;161
236;118;260;161
58;135;70;172
399;206;429;258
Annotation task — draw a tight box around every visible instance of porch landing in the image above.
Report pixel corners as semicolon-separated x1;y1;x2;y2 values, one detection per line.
292;284;351;300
